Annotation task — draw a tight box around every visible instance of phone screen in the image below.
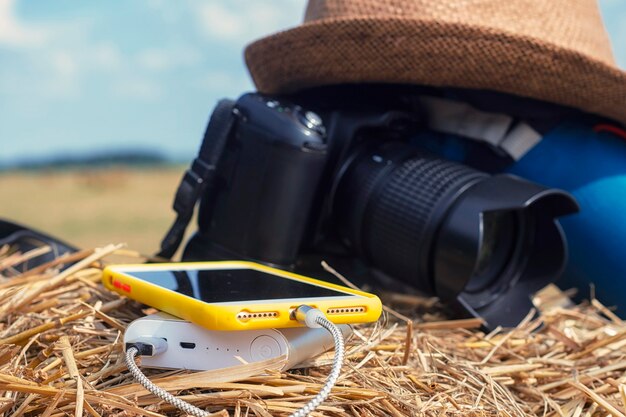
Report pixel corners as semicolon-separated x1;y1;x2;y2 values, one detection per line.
125;268;359;303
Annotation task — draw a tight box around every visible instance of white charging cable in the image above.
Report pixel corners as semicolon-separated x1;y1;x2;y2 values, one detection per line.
289;305;345;417
124;305;345;417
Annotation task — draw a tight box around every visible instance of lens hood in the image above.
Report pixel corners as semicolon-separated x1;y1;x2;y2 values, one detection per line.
433;175;579;328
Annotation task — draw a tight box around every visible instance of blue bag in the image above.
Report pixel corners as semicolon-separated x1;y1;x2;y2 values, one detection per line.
508;123;626;311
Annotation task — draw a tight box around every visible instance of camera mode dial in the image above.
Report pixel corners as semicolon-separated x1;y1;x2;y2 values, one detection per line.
295;108;325;136
260;96;325;137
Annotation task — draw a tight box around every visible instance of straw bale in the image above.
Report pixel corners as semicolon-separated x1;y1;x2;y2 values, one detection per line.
1;243;626;416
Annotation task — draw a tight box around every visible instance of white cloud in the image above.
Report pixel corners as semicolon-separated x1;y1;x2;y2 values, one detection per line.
48;42;123;76
11;42;123;101
91;42;123;72
113;78;164;101
194;0;305;42
137;48;170;71
136;46;202;72
145;0;186;25
50;50;78;77
41;76;81;100
0;0;48;47
197;3;243;39
199;69;251;92
0;3;121;100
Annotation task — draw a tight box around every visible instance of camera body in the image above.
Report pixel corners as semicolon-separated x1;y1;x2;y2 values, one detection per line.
181;90;578;329
191;93;329;266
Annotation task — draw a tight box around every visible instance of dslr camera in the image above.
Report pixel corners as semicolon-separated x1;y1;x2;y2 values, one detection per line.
161;87;578;329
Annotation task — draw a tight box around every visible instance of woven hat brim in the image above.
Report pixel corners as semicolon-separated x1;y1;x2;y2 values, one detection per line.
245;17;626;125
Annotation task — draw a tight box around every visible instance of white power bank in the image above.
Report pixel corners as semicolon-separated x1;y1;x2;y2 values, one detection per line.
124;312;352;371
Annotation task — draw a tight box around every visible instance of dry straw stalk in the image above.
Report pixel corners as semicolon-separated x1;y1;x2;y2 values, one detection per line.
1;243;626;416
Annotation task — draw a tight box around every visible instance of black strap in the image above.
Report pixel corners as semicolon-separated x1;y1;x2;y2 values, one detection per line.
0;218;79;273
157;99;237;259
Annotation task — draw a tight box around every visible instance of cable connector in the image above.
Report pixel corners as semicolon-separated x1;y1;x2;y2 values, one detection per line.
293;305;325;328
289;305;345;417
125;337;168;357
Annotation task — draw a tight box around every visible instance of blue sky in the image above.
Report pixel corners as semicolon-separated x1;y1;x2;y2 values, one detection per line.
0;0;624;164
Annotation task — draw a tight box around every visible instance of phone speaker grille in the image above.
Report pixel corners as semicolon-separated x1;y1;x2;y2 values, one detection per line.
327;306;366;315
237;311;279;321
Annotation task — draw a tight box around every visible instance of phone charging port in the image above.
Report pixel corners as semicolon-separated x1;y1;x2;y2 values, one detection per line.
179;342;196;349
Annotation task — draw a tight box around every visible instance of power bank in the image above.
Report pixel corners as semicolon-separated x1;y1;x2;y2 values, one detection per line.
123;312;352;371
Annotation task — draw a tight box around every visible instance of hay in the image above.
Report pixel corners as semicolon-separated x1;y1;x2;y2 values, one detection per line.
1;244;626;416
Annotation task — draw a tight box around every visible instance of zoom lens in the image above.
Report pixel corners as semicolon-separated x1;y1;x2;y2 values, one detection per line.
467;211;518;293
332;141;578;328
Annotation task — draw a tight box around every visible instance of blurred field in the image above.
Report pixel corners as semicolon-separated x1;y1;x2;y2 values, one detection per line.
0;166;188;256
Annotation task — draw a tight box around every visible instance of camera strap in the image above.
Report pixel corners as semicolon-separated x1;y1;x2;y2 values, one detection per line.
156;99;236;260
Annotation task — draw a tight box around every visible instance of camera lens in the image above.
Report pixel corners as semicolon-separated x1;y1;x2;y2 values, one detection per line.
467;211;517;293
332;141;578;328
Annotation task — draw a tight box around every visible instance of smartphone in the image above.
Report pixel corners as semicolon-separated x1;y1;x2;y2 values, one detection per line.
102;261;382;331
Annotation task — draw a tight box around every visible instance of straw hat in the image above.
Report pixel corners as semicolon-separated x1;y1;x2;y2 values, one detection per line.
245;0;626;125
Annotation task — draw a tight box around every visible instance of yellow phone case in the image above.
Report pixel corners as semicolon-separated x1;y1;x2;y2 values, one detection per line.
102;261;382;331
